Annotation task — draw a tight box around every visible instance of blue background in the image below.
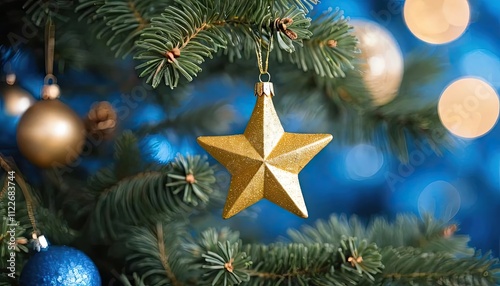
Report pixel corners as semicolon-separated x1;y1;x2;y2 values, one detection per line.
1;0;499;256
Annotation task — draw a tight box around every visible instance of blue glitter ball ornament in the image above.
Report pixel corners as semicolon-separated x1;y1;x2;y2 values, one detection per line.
19;246;101;286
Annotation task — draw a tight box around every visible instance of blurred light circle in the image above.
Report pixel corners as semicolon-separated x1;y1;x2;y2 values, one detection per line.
438;78;499;138
351;20;404;106
2;85;35;116
418;180;461;222
345;144;384;180
144;135;173;162
404;0;470;44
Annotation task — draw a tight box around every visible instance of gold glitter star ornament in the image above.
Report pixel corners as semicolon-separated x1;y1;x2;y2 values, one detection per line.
197;82;332;219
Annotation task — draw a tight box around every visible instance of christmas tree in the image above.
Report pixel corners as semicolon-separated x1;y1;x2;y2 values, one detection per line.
1;0;500;285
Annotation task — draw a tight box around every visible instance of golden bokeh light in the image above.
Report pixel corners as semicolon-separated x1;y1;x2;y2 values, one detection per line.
438;78;499;138
351;20;404;106
3;85;35;116
404;0;470;44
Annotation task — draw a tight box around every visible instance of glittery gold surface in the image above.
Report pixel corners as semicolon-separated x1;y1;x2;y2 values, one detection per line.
197;83;332;219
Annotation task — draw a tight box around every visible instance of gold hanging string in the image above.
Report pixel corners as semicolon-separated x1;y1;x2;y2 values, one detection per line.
255;1;276;82
0;155;39;235
254;33;274;82
45;18;56;84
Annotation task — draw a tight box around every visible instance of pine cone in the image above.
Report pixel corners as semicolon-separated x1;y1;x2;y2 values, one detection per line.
85;101;117;139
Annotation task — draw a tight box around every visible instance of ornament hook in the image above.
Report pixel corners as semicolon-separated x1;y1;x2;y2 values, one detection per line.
258;72;271;83
254;17;274;83
45;18;55;78
42;20;61;100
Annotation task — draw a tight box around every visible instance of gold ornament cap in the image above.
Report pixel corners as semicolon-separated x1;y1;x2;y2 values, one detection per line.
255;82;274;97
41;84;60;100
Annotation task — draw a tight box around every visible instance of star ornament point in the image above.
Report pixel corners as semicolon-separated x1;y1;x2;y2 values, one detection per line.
197;91;332;219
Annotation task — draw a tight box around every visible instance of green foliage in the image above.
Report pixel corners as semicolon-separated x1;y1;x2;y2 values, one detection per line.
3;1;498;285
0;164;77;281
137;102;237;137
377;248;500;285
288;214;474;257
86;132;217;241
114;131;144;179
0;171;76;247
76;0;357;90
0;202;28;277
23;0;73;26
275;0;318;13
76;0;170;57
185;227;241;262
84;133;144;193
135;0;312;88
336;237;383;282
363;53;450;161
202;241;251;285
12;0;452;159
274;52;448;161
2;150;500;286
115;222;188;286
284;7;357;78
166;155;216;206
112;273;147;286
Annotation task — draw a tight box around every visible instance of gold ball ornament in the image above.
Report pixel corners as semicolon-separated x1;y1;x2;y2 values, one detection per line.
2;82;35;116
351;20;404;106
16;99;86;168
404;0;470;44
438;78;499;139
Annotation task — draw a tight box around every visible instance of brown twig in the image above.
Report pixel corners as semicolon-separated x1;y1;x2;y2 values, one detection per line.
0;155;39;234
156;223;182;286
128;0;148;31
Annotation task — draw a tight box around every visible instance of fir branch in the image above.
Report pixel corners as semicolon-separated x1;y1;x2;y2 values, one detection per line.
85;167;117;195
84;131;144;195
193;216;498;285
1;175;78;246
190;228;382;285
112;273;147;286
378;248;500;285
187;228;251;286
27;205;78;245
274;52;447;161
137;102;236;137
76;0;169;57
23;0;73;26
114;131;144;179
281;7;357;78
288;214;474;258
156;223;181;286
242;240;382;285
184;227;241;262
88;154;217;241
201;241;251;285
368;215;473;256
274;0;318;13
287;214;368;245
135;0;313;88
362;53;450;161
0;204;29;271
166;156;216;206
114;222;188;286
